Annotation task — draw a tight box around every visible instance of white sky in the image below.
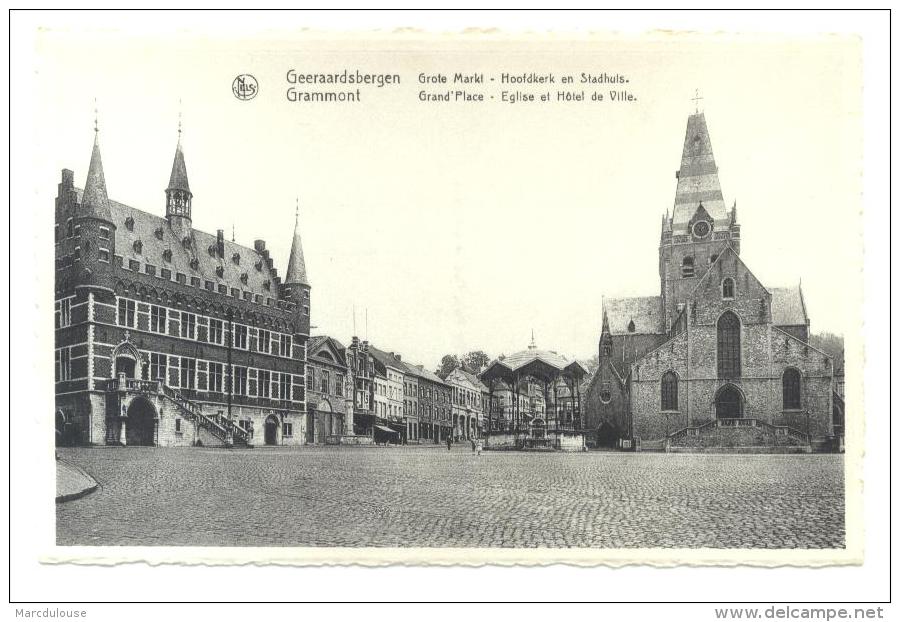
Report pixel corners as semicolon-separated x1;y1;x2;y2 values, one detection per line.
34;29;862;370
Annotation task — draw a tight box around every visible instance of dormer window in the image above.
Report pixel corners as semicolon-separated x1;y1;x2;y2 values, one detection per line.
263;280;271;291
154;227;163;240
207;245;216;257
125;216;134;231
162;249;172;263
722;277;735;299
240;272;248;284
232;253;241;265
681;256;695;278
254;260;263;272
189;257;199;270
182;236;192;249
216;266;224;278
133;240;142;254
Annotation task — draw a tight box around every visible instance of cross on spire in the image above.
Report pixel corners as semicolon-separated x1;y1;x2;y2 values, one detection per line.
93;98;99;134
177;99;183;142
692;88;703;114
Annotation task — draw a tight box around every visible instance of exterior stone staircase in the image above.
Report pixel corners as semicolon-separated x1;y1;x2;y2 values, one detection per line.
109;377;251;447
666;417;810;453
157;383;251;447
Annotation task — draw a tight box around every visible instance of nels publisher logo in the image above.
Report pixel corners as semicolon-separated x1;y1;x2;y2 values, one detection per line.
232;74;258;101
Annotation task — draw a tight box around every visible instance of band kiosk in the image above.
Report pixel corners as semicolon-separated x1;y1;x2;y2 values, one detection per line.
480;345;588;451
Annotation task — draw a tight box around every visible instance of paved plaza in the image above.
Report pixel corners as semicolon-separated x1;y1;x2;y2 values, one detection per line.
56;447;845;548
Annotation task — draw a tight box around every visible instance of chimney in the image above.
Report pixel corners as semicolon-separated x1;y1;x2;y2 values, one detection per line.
395;354;401;362
216;229;225;258
362;340;369;352
351;336;360;348
254;239;266;252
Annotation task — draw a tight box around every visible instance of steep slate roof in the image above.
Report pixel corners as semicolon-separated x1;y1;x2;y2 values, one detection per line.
672;112;729;233
770;285;809;326
79;134;112;222
77;189;283;299
368;346;407;372
449;367;489;392
603;296;664;336
285;206;309;286
401;361;448;386
166;140;191;193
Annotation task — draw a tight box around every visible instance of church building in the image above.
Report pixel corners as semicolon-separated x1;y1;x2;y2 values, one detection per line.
54;119;311;447
583;108;839;452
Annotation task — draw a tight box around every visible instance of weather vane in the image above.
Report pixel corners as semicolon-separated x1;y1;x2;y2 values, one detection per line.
692;88;703;114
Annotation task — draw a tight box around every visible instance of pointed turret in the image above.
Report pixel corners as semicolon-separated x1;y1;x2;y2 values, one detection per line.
731;200;738;225
601;309;611;335
285;200;310;287
165;121;193;231
80;129;112;222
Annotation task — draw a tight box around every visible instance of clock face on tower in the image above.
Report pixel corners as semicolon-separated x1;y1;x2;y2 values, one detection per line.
692;220;711;238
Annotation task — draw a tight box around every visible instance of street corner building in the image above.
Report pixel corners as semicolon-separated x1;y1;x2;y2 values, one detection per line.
583;110;844;453
54;123;312;447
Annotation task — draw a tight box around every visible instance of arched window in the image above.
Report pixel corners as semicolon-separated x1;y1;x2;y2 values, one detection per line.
681;256;695;278
782;368;801;410
722;277;735;299
627;320;635;333
717;311;741;379
661;371;678;411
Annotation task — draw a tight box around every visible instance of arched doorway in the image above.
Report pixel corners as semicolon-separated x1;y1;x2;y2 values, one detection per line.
264;415;279;446
715;384;744;419
596;421;619;448
126;398;157;446
532;418;546;439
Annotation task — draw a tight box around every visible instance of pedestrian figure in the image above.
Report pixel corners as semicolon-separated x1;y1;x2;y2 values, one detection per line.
470;438;476;453
446;435;452;451
476;440;482;456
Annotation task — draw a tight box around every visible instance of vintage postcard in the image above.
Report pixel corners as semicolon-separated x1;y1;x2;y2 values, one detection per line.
26;22;865;568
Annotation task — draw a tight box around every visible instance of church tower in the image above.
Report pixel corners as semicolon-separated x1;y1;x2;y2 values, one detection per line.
165;122;192;238
659;107;741;328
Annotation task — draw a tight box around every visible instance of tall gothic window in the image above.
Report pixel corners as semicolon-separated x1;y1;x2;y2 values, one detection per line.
681;256;695;278
782;368;801;410
661;371;678;411
717;311;741;379
722;277;735;299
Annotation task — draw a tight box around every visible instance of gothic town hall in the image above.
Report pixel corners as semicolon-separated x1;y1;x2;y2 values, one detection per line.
54;125;311;447
583;110;842;452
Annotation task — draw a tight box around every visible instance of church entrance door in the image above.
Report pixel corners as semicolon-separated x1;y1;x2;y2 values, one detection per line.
715;385;744;419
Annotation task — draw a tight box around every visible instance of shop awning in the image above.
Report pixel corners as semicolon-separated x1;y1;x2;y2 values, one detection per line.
374;425;399;435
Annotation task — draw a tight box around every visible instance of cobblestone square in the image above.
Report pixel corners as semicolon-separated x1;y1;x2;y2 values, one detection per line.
56;447;844;548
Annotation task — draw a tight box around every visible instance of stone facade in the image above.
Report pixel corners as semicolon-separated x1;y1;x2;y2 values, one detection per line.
305;336;353;444
584;110;838;451
55;126;310;447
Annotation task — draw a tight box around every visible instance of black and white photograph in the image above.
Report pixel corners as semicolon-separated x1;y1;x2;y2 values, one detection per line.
8;8;890;613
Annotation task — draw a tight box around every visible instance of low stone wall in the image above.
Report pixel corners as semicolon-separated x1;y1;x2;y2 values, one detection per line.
331;434;374;446
484;431;586;451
